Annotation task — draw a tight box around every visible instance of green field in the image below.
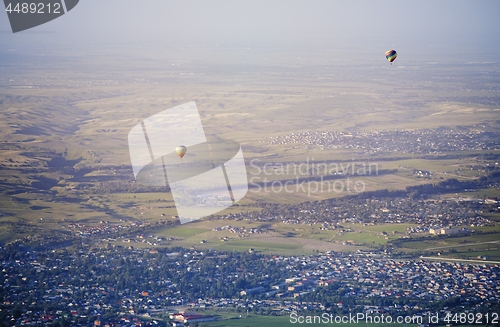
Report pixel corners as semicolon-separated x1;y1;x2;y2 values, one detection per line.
202;315;297;327
199;314;423;327
105;216;500;259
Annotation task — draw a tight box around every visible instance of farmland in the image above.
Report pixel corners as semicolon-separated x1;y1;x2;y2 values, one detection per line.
0;45;499;260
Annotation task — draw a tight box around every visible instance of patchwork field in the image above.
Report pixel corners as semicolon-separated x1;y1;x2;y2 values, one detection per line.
0;46;499;258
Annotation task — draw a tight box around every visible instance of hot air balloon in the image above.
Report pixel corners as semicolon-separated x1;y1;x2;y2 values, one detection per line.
385;49;397;64
175;145;187;160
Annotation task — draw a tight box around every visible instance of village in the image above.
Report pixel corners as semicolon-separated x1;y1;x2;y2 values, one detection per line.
266;128;500;155
2;241;499;326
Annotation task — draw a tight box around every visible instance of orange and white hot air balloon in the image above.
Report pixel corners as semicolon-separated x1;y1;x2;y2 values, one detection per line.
175;145;187;160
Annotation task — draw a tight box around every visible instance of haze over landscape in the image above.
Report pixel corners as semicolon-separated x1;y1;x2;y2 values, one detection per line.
1;1;500;326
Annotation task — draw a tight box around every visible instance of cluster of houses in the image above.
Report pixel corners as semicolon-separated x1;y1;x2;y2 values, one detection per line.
3;245;499;326
168;312;216;326
217;197;497;237
413;169;432;178
212;225;265;236
69;221;151;237
428;227;467;235
266;129;500;155
262;253;500;302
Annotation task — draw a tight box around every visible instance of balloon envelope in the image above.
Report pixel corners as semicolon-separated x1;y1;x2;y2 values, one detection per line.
175;145;187;159
385;49;397;63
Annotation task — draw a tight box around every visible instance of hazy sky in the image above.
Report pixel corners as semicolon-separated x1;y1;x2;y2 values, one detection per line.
1;0;499;51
